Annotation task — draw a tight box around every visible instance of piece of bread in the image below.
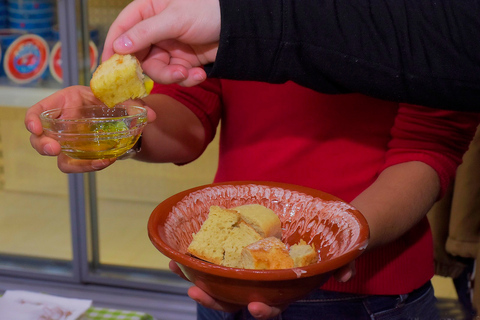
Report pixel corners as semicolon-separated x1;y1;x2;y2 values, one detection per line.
240;237;294;270
187;204;317;270
90;53;147;108
222;221;263;267
233;204;282;239
289;239;318;267
187;206;241;265
187;206;263;267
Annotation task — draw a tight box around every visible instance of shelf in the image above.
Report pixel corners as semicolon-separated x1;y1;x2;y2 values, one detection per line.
0;85;59;108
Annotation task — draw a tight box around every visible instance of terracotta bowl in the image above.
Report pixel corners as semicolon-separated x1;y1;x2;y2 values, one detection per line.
148;181;369;306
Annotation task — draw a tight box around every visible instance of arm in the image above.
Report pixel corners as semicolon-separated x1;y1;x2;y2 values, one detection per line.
352;104;480;248
134;93;206;164
351;161;439;249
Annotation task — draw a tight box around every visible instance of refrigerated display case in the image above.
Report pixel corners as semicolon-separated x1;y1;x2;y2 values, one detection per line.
0;1;218;318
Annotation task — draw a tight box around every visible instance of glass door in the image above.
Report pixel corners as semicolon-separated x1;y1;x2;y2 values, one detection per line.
0;106;73;276
0;0;219;298
0;0;73;280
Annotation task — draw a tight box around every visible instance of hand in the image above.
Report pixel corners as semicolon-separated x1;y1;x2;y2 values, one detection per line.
169;260;356;319
103;0;221;87
169;260;286;319
25;85;156;173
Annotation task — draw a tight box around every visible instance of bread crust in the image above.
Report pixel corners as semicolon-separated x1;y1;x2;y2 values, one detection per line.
241;237;294;269
289;240;319;267
233;204;282;238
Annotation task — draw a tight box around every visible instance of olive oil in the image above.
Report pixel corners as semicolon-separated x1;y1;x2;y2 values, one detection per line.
59;120;142;160
62;134;140;159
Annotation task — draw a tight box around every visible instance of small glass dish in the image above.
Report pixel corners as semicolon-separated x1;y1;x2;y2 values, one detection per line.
40;104;147;160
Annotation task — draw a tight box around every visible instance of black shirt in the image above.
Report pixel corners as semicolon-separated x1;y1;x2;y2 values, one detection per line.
207;0;480;111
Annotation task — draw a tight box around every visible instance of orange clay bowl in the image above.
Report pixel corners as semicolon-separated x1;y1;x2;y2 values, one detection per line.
148;181;370;306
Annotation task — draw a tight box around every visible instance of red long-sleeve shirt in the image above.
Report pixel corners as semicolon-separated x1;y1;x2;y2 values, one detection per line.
152;79;479;295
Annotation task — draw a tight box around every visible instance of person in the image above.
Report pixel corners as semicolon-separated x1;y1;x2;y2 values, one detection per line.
102;0;480;111
427;124;480;319
26;75;480;319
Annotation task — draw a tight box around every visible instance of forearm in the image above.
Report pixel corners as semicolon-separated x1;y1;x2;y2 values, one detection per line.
209;0;480;111
135;94;206;163
350;161;440;249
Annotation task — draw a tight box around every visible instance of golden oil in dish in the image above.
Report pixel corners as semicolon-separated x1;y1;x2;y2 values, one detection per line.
59;120;142;159
63;135;140;159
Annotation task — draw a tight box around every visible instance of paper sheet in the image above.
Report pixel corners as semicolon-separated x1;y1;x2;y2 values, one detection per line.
0;290;92;320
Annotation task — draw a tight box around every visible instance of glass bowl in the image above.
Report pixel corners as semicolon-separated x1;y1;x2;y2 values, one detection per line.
40;104;147;160
148;181;370;306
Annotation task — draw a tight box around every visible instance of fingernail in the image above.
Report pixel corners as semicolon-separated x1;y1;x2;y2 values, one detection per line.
27;121;35;133
173;71;186;81
43;144;54;156
114;35;133;49
339;269;353;282
91;159;109;170
193;73;205;81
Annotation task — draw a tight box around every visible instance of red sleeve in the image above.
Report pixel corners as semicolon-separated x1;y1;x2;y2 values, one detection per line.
383;104;480;197
150;79;222;149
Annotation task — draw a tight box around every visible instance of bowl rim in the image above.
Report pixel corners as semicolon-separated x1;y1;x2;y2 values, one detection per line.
39;104;147;122
148;181;370;281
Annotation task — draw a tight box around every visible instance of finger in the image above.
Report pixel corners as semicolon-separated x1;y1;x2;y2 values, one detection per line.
25;101;57;136
103;0;160;60
30;134;61;156
25;114;45;136
25;86;98;128
175;68;207;87
57;154;115;173
143;64;206;87
141;63;191;85
131;103;157;124
139;47;188;84
120;99;157;123
144;105;157;123
168;260;189;282
112;12;186;56
248;302;284;320
141;52;207;86
187;286;242;313
168;260;178;272
333;260;356;283
26;86;100;146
